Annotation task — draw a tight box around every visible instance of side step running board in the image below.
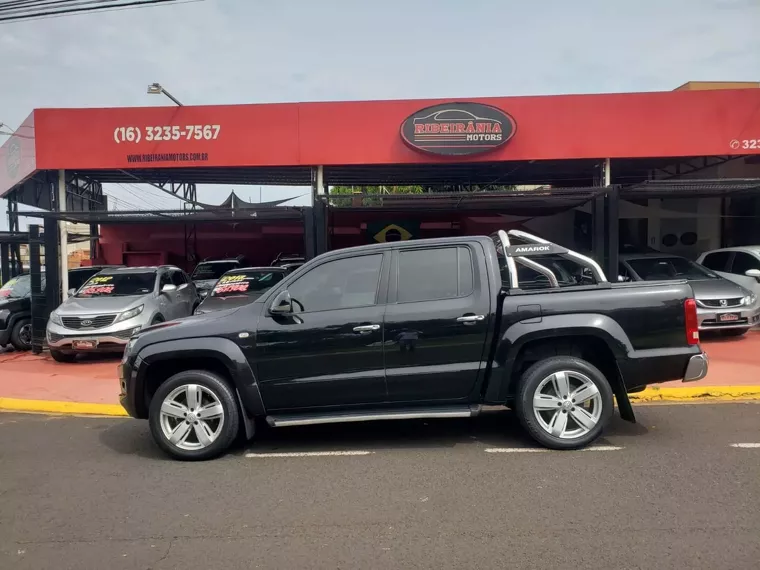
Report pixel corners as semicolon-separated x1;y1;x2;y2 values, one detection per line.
267;405;482;428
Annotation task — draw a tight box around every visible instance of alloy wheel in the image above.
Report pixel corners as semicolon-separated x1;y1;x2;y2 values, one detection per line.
159;384;225;450
19;323;32;347
532;370;603;439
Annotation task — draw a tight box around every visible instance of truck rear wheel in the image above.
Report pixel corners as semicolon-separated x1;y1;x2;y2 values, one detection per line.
515;356;614;450
148;370;240;461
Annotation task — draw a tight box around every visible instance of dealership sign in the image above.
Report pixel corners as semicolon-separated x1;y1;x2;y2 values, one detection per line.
400;102;516;156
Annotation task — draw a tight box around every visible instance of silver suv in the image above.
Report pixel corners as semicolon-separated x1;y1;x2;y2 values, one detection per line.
46;266;198;362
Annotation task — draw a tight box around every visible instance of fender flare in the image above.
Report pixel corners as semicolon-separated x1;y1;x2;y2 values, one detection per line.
137;336;266;419
486;313;632;403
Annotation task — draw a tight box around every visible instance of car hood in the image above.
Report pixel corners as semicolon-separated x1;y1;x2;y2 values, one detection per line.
196;294;260;313
131;305;251;350
193;279;217;290
688;278;750;299
0;296;28;312
55;295;149;315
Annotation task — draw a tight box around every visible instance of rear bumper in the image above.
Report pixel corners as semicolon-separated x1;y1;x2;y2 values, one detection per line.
683;352;709;382
618;346;707;391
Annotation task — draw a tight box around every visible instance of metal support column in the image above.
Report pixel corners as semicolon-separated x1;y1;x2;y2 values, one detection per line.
0;243;9;284
44;216;61;311
303;207;316;260
7;191;22;277
28;225;46;354
89;223;99;260
58;170;69;300
310;166;327;256
605;186;620;281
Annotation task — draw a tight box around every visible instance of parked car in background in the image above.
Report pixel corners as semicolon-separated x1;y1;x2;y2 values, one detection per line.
47;265;198;362
119;231;707;460
271;253;304;274
1;266;120;351
194;267;287;315
191;257;248;299
619;253;760;336
0;274;34;351
697;246;760;299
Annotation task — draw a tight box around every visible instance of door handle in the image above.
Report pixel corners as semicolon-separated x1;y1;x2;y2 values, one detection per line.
353;324;380;334
456;315;485;324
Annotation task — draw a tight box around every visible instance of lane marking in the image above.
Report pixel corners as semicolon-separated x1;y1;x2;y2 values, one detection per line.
485;445;623;453
0;398;128;417
630;386;760;403
730;443;760;448
245;450;374;458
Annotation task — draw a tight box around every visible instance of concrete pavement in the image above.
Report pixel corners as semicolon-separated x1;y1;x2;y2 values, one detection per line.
0;404;759;569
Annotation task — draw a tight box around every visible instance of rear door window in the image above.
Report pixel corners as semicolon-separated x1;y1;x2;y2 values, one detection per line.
701;252;731;271
730;252;760;274
397;247;473;303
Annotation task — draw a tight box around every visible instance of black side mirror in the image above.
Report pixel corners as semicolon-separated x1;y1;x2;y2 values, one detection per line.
269;290;293;315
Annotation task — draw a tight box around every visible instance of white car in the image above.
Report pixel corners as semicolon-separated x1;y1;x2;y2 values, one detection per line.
697;247;760;298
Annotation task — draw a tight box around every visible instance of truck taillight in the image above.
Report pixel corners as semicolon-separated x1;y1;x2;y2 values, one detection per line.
684;298;699;345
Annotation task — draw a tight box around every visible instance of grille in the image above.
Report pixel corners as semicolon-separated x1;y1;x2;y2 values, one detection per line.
701;318;748;327
698;297;743;309
61;315;116;330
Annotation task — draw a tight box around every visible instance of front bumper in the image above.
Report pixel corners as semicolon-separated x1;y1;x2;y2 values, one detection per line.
697;304;760;330
47;321;143;353
119;354;147;418
683;352;709;382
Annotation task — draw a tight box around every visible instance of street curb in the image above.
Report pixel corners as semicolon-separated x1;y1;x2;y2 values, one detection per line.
0;398;128;417
630;386;760;402
2;386;760;417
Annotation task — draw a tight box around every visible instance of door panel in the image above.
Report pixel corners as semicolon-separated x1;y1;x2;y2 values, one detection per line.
384;245;491;403
254;252;390;411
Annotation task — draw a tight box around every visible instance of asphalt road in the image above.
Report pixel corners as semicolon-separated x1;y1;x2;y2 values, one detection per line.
1;404;759;570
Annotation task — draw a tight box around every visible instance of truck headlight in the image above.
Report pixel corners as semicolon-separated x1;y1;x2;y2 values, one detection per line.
115;305;144;324
49;311;62;326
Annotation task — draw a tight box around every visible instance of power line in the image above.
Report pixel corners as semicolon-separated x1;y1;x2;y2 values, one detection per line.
0;0;196;23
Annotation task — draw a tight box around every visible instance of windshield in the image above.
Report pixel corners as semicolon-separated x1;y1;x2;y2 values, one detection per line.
0;275;32;299
627;257;718;281
192;262;240;281
210;270;285;299
76;272;156;297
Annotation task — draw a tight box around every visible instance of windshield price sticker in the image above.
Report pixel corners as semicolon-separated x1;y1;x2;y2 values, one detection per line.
214;282;250;294
81;285;115;295
88;276;113;284
114;125;221;144
218;275;247;284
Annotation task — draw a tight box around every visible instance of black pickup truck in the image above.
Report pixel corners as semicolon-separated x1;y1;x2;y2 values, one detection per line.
119;230;708;460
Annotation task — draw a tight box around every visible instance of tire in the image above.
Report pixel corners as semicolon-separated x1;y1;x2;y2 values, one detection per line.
722;329;748;337
515;356;614;450
148;370;240;461
10;319;32;351
50;350;77;363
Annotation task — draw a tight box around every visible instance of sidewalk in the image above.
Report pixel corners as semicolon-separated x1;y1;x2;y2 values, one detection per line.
1;330;760;416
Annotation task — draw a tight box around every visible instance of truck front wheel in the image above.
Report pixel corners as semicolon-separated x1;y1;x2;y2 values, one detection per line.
515;356;614;450
148;370;241;461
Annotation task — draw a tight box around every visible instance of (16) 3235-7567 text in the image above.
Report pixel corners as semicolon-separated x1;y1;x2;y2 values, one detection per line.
113;125;221;144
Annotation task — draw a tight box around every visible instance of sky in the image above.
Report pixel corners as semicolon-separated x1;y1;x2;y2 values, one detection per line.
1;0;759;229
